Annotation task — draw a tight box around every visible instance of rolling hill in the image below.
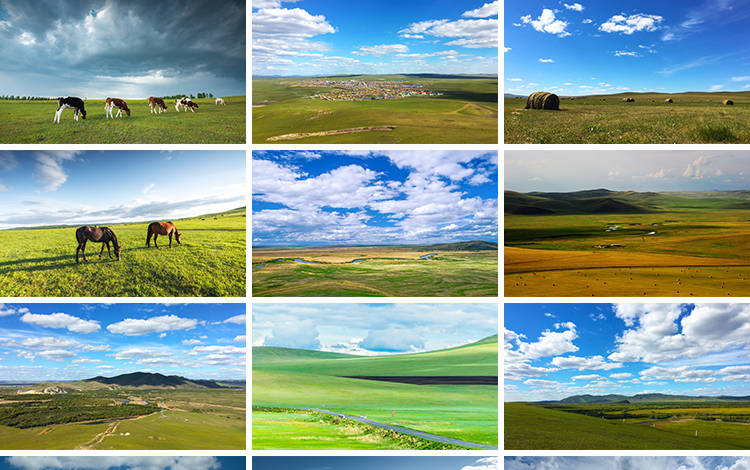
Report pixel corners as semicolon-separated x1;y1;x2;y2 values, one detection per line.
17;372;225;394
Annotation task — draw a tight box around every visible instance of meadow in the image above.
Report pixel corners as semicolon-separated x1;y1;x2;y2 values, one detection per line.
505;190;750;297
252;245;498;297
252;336;498;449
505;402;750;450
0;96;246;143
0;208;246;297
252;75;498;144
504;92;750;144
0;388;245;450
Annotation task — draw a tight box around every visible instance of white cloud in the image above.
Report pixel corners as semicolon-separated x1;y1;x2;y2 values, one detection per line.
223;314;246;325
182;339;202;345
0;304;30;316
31;152;81;192
523;9;570;37
359;328;425;352
7;456;221;470
600;13;663;34
233;335;246;343
265;319;320;349
399;17;498;48
539;58;554;63
461;457;498;470
107;315;198;336
552;355;623;370
564;3;584;12
462;1;498;18
21;312;100;334
352;44;409;57
518;323;578;359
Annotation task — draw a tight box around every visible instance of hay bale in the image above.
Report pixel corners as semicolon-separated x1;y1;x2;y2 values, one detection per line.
724;100;734;105
665;98;673;103
623;98;635;102
525;91;560;110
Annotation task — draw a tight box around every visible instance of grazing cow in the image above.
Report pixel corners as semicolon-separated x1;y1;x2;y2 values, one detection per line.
105;98;131;118
149;96;167;114
175;97;192;112
215;97;226;105
184;101;199;113
54;96;87;123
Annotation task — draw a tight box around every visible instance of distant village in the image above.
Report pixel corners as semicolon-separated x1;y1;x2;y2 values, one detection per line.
285;79;443;101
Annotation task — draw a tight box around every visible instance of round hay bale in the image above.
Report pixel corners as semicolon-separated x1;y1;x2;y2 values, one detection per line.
623;98;635;102
525;91;560;110
665;98;673;103
724;100;734;105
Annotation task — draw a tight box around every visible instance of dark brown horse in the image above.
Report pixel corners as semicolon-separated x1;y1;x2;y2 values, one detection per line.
75;226;121;263
146;221;182;248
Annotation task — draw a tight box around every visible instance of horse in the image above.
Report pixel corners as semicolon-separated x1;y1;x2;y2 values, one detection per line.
146;221;182;248
75;226;121;263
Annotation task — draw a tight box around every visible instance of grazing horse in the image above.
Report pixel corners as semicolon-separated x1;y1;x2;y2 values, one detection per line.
146;221;182;249
75;226;121;263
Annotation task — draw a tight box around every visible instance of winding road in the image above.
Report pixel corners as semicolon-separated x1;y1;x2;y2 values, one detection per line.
304;408;498;450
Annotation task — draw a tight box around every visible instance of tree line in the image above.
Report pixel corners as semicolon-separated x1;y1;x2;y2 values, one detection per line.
0;400;159;429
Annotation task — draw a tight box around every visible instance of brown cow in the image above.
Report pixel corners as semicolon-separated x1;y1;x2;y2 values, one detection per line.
105;98;130;118
149;96;167;114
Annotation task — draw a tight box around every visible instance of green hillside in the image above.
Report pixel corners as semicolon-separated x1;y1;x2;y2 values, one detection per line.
505;403;750;450
253;336;498;447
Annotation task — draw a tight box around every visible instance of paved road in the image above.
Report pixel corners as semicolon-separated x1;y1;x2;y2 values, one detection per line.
305;408;498;450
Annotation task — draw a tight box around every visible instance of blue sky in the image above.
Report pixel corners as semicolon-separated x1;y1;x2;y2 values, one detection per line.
0;303;246;381
252;150;498;245
505;0;750;96
0;0;245;98
505;150;750;193
252;0;498;76
506;456;750;470
0;151;245;230
253;303;497;355
253;456;497;470
505;303;750;402
2;458;244;470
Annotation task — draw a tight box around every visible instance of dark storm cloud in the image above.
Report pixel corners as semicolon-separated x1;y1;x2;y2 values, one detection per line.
0;0;245;84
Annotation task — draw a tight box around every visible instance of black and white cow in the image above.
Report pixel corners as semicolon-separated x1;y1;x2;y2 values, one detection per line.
54;97;87;123
175;97;192;112
184;101;199;113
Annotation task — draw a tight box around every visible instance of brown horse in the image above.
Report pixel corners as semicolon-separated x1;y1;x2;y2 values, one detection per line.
146;221;182;248
75;226;121;263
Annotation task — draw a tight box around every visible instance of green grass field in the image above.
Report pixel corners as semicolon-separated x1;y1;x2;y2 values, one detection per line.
504;403;750;450
252;247;498;297
252;336;498;449
505;191;750;296
253;75;498;144
0;208;246;296
0;388;245;450
0;96;245;143
504;92;750;143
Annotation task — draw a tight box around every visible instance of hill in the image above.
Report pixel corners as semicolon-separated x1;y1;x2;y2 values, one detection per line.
539;393;750;405
420;241;498;251
17;372;225;394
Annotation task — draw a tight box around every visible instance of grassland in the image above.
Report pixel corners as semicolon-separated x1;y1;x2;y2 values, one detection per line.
253;75;498;144
505;190;750;297
252;245;498;297
505;401;750;450
0;388;245;450
252;336;498;449
0;96;245;143
0;207;245;297
504;92;750;143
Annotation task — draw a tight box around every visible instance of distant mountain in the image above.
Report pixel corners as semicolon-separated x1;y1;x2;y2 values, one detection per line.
83;372;225;389
538;393;750;404
17;372;226;394
420;240;498;251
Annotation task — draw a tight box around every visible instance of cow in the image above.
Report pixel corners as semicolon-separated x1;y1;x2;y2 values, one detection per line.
175;97;192;112
149;96;167;114
215;97;226;105
54;97;87;123
105;98;131;118
184;101;199;113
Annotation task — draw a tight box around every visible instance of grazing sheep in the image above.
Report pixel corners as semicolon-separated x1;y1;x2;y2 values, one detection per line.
525;91;560;110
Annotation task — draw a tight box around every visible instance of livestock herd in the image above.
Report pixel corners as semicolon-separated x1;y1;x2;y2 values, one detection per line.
75;221;182;263
53;96;228;123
